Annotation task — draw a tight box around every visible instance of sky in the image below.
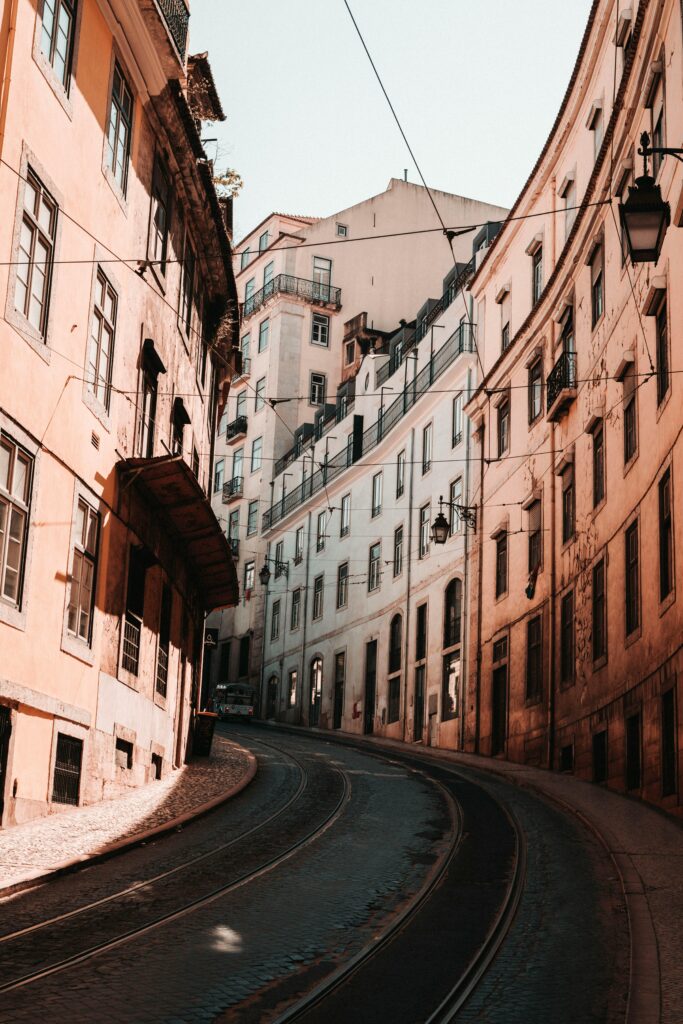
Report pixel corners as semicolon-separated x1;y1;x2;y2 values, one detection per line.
189;1;594;243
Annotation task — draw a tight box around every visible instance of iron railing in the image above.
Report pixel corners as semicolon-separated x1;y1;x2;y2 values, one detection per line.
242;274;342;319
226;415;248;440
546;351;577;413
223;476;244;502
156;0;189;61
51;733;83;806
263;321;476;530
233;357;251;381
156;643;169;697
122;614;141;675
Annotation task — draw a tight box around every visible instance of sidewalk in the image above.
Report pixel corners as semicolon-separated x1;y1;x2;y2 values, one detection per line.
0;734;256;897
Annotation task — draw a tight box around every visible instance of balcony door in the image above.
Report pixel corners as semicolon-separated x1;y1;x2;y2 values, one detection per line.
364;640;377;735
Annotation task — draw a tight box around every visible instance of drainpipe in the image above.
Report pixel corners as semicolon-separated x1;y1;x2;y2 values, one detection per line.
299;510;313;726
401;427;416;742
460;365;473;750
548;386;557;771
259;541;271;720
0;0;19;158
474;419;485;753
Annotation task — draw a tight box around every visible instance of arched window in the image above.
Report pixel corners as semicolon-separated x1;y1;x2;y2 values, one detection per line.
310;656;323;727
444;578;462;648
389;614;402;674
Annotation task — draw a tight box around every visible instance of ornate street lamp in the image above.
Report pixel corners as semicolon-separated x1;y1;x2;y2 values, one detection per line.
259;557;289;587
259;563;271;587
431;496;477;544
619;131;682;264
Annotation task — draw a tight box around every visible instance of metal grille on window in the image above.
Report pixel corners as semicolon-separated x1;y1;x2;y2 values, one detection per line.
52;733;83;805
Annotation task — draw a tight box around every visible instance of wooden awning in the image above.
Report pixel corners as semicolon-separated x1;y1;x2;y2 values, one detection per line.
118;455;238;611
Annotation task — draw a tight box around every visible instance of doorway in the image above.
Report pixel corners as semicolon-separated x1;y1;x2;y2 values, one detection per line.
491;664;508;755
310;657;322;727
364;641;377;735
414;665;425;741
0;706;11;823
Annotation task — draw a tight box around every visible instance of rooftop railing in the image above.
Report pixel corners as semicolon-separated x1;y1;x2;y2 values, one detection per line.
546;350;577;419
242;274;342;320
156;0;189;61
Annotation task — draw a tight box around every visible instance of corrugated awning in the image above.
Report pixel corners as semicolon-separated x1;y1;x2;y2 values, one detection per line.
118;455;238;612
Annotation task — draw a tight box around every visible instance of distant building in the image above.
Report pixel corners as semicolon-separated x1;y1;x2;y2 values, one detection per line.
206;180;508;704
0;1;238;825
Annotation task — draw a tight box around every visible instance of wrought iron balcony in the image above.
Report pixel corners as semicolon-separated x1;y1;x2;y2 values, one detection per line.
546;351;578;421
156;0;189;61
226;415;248;443
233;357;251;382
242;274;342;320
222;476;244;503
228;537;240;558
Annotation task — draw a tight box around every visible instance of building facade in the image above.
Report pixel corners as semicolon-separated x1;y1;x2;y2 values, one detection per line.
466;0;683;814
0;0;238;825
207;181;508;701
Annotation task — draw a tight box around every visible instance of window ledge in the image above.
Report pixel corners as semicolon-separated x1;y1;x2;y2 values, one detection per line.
81;385;113;433
623;451;639;478
0;597;27;633
659;588;676;618
592;654;608;673
61;631;96;667
101;163;129;216
32;46;74;120
4;307;52;364
625;626;642;650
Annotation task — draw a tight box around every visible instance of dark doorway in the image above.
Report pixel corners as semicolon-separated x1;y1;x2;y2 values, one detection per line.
491;665;508;755
364;640;377;735
310;657;322;727
333;652;345;730
626;712;642;790
0;706;11;823
266;676;278;719
238;635;250;678
414;665;425;741
592;729;607;783
662;688;677;797
52;733;83;806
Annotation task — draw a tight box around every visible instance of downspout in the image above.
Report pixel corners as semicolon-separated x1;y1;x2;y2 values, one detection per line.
547;174;558;771
460;365;473;750
259;541;271;720
299;510;313;726
401;427;416;743
474;419;485;753
0;0;19;158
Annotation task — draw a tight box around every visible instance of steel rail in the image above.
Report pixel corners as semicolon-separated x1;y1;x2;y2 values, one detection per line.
0;734;306;945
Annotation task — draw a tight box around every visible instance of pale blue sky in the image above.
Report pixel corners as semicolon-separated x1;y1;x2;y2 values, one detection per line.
190;1;594;242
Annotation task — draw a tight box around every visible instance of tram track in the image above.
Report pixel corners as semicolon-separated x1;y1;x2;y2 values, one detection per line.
0;736;350;994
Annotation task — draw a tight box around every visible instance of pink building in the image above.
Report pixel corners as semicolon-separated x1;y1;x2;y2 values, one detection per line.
466;0;683;814
0;0;238;825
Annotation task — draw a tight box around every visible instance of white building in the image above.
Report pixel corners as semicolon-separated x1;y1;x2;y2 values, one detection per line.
207;181;507;700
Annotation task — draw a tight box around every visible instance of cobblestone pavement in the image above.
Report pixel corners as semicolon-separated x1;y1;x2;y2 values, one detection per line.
0;735;253;893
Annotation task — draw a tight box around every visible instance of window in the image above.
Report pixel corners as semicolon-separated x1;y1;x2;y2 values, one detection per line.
156;583;171;697
495;531;508;598
271;599;280;641
560;304;575;354
340;494;350;537
648;75;665;178
244;278;255;307
40;0;76;87
16;168;57;336
122;545;146;675
655;294;669;405
228;509;239;542
592;558;606;661
255;377;266;411
419;504;430;559
659;469;673;600
291;588;301;630
241;331;251;370
0;435;32;607
563;176;577;239
368;542;381;592
561;466;575;543
589;104;604;161
149;159;170;274
590;244;604;328
416;603;427;661
240;249;251;271
623;365;637;464
389;614;402;676
393;525;403;577
452;394;463;447
528;358;542;423
235;391;247;421
232;447;243;480
442;652;460;721
247;500;258;536
191;446;199;480
138;350;159;458
106;63;133;193
171;398;189;457
263;261;274;288
66;498;98;643
388;676;401;724
532;246;543;304
258;230;269;252
592;424;605;507
311;313;329;347
87;269;117;410
288;669;298;706
257;319;269;353
313;574;324;619
497;399;510;456
501;322;510;352
449;478;463;535
625;521;639;636
336;223;348;237
316;510;326;552
444;578;462;648
312;256;332;296
250;437;262;472
528;499;541;572
294;525;304;564
560;590;574;685
345;340;355;365
310;372;326;406
274;539;285;577
213;459;224;493
337;562;349;608
526;616;542;701
371;472;383;518
422;423;433;474
180;236;195;336
396;451;405;497
243;560;255;594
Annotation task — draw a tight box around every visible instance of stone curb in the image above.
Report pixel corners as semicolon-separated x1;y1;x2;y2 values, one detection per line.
0;743;257;900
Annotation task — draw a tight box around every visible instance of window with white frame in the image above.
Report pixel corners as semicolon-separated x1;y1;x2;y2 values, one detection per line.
311;313;329;347
40;0;76;88
294;525;304;563
336;224;348;237
271;599;280;641
368;542;381;592
288;668;298;705
274;539;285;577
561;175;577;240
452;394;463;447
337;562;348;608
236;390;247;419
258;230;269;252
244;560;255;592
247;500;258;536
149;158;171;274
255;377;266;411
393;525;403;577
87;269;117;410
0;435;33;608
313;574;324;619
312;256;332;293
588;103;604;161
291;589;301;630
449;478;463;535
310;372;326;405
67;497;98;643
316;510;326;551
106;63;133;193
214;459;224;493
258;318;269;353
419;504;430;558
251;437;262;472
422;423;432;474
340;494;350;537
16;168;57;336
371;472;382;517
263;260;274;287
396;450;405;497
240;249;251;271
648;71;665;178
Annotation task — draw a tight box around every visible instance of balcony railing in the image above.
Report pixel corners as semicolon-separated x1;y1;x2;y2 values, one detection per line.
242;274;342;320
223;476;244;503
546;351;577;420
156;643;169;697
233;357;251;382
226;415;248;442
156;0;189;61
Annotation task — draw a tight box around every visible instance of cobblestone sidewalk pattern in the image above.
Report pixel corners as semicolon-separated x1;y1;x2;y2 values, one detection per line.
0;736;254;894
